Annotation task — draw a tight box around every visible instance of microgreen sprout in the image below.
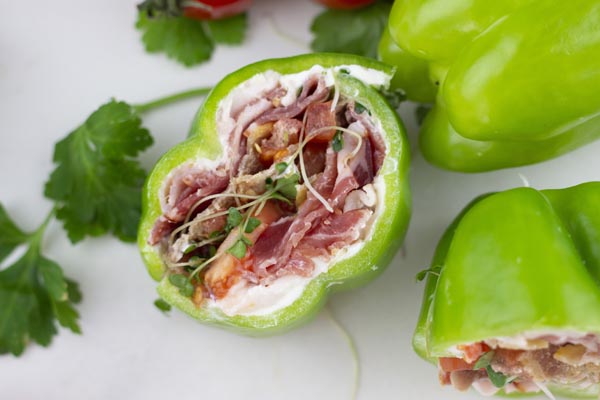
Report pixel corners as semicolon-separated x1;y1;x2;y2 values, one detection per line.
332;130;344;152
154;299;172;314
275;162;288;174
416;265;442;282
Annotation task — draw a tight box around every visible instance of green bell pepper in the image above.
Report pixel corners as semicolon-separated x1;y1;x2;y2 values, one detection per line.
384;0;600;171
138;54;411;334
414;182;600;397
377;28;436;103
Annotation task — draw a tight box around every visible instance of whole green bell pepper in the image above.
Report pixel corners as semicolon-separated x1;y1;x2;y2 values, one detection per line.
384;0;600;172
414;182;600;397
138;54;411;334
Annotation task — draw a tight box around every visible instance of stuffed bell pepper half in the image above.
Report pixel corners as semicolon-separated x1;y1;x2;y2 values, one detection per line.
138;54;410;334
415;182;600;397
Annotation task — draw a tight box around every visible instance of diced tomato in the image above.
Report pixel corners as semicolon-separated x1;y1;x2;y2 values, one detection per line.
458;342;490;364
439;357;474;372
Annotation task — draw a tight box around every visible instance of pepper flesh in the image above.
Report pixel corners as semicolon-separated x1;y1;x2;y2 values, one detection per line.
384;0;600;172
414;182;600;396
138;54;411;334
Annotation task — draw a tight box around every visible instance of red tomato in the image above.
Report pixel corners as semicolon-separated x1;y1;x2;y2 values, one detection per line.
314;0;376;10
182;0;252;20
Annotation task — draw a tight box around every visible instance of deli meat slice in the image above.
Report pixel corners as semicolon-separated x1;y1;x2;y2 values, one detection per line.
295;209;372;255
330;123;373;208
150;168;229;245
254;75;330;125
252;124;376;278
252;148;338;276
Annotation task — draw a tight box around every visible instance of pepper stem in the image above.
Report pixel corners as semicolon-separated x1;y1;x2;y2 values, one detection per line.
133;87;212;114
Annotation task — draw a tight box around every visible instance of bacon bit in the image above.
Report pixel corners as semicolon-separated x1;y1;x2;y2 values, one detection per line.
459;342;491;364
439;357;475;372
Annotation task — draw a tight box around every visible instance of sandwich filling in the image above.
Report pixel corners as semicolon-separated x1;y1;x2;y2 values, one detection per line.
148;66;389;316
439;332;600;397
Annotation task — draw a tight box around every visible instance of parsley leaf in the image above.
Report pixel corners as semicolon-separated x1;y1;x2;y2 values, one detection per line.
0;204;29;262
0;208;81;356
44;100;153;243
136;12;247;67
310;1;393;59
206;14;247;45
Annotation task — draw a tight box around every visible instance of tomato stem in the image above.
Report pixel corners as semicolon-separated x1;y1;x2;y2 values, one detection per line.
133;87;213;114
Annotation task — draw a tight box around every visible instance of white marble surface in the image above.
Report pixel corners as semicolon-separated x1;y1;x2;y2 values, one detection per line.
0;1;598;399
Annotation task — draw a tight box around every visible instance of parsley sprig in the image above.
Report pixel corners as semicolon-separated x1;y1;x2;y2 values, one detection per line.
1;86;211;356
310;0;394;59
0;206;81;356
45;87;211;244
136;11;247;67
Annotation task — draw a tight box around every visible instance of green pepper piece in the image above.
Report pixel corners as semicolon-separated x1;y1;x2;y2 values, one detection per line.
138;54;411;335
414;182;600;396
419;103;600;172
386;0;600;171
377;28;436;103
388;0;533;62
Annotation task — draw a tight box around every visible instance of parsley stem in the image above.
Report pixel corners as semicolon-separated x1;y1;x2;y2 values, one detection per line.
133;87;213;114
29;208;56;250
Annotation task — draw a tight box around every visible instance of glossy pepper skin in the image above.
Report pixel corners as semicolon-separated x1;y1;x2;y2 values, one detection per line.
384;0;600;172
414;182;600;397
377;28;436;103
138;54;411;335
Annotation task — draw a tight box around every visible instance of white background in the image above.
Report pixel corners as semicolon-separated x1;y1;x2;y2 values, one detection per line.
0;1;598;399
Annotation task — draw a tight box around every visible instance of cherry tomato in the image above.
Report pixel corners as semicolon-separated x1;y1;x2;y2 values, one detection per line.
313;0;376;10
183;0;252;20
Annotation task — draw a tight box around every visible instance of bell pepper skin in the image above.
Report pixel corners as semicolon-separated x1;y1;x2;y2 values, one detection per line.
386;0;600;171
138;54;411;334
377;28;436;103
414;182;600;396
